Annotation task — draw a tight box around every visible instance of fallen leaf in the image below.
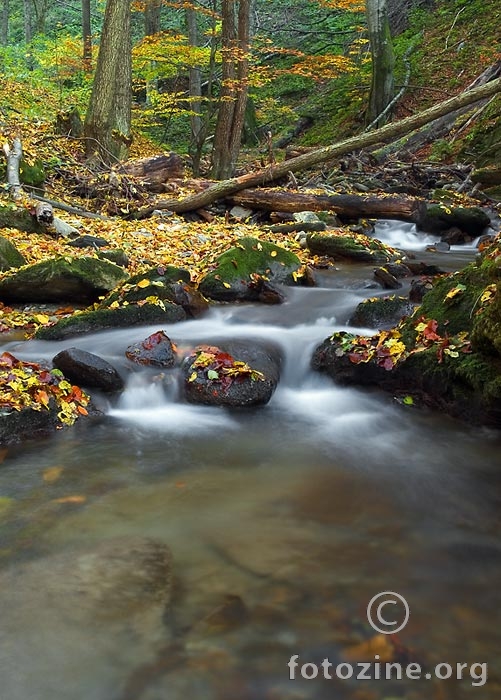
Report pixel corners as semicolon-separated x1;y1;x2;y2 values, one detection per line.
43;466;64;483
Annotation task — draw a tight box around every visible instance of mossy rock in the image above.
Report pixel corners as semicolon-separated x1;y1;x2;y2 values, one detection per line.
198;237;302;302
19;158;45;189
102;265;191;306
35;302;186;340
418;204;490;236
471;280;501;356
0;236;26;272
350;296;415;329
0;204;45;233
0;256;127;304
306;232;393;264
0;404;60;445
97;249;130;268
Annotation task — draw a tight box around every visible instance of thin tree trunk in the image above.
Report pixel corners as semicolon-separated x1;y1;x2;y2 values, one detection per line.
144;0;161;35
211;0;251;179
1;0;9;46
84;0;132;164
133;74;501;215
366;0;395;127
82;0;92;72
186;6;203;176
22;0;32;43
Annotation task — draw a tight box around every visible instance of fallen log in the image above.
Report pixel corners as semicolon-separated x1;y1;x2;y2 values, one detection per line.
121;153;185;192
131;74;501;217
229;189;427;223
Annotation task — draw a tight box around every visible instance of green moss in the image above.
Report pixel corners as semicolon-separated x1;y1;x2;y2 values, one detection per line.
198;237;301;301
0;236;26;271
471;281;501;356
306;232;393;264
350;295;415;328
35;302;186;340
102;265;191;307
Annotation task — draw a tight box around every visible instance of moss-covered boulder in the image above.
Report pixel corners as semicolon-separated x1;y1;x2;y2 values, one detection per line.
102;265;208;317
35;302;186;340
418;204;490;236
0;236;26;272
306;231;394;264
350;295;416;329
0;256;127;304
312;237;501;427
198;237;303;302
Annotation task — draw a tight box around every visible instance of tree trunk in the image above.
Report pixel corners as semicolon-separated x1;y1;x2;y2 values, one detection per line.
133;74;501;215
186;6;203;176
1;0;8;45
3;138;23;199
32;0;48;35
84;0;132;164
22;0;32;43
122;153;185;190
144;0;161;35
82;0;92;72
366;0;395;127
211;0;251;179
229;189;426;223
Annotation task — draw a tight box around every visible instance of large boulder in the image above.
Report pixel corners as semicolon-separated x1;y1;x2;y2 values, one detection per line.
0;236;26;272
182;340;281;406
0;256;127;304
198;237;303;302
35;302;186;340
52;348;124;392
418;204;490;236
306;231;394;264
102;264;208;317
312;237;501;427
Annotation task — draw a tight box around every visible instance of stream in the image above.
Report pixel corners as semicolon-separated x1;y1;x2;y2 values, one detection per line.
0;221;500;700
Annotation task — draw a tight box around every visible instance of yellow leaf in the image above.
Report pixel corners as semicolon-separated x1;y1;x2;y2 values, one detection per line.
43;466;64;483
222;282;231;288
137;279;150;288
270;250;278;257
188;371;198;382
34;313;50;324
53;495;86;505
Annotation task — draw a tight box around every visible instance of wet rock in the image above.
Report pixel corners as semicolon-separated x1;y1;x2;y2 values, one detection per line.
350;296;415;328
198;237;303;302
373;267;401;289
418;204;490;236
0;256;127;304
0;403;60;445
306;232;392;264
405;261;445;276
230;205;253;221
102;265;208;317
53;348;124;392
0;235;26;272
67;234;109;248
35;302;186;340
126;331;176;368
409;277;434;303
182;340;281;407
440;226;469;245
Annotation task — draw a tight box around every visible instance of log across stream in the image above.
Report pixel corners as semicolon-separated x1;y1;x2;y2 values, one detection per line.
0;221;500;700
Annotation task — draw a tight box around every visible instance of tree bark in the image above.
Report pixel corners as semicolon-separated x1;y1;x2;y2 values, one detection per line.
122;153;185;189
186;6;203;176
211;0;251;179
229;189;426;223
82;0;92;72
22;0;32;43
134;74;501;215
366;0;395;127
84;0;132;164
144;0;161;35
3;138;22;199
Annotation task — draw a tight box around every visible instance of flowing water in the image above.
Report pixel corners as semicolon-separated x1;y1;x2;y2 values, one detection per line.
0;222;500;700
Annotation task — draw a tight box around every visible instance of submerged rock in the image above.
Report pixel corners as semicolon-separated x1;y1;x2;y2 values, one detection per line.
53;348;124;392
198;236;303;302
0;256;127;304
182;340;281;407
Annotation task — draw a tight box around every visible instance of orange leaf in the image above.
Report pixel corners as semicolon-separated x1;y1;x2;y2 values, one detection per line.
43;466;64;483
77;405;88;416
53;495;87;505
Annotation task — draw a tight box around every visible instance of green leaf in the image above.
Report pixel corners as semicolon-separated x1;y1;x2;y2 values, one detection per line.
402;395;414;405
207;369;219;380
